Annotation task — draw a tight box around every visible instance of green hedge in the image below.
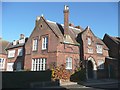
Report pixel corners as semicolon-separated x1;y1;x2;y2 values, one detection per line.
2;70;52;88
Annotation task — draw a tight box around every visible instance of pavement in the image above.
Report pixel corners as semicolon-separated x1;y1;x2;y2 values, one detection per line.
78;79;119;86
60;79;119;89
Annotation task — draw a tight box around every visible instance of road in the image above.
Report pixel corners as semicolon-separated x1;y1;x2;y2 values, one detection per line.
62;83;119;90
2;83;119;90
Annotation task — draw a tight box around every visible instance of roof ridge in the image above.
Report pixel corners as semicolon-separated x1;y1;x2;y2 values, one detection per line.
46;20;81;31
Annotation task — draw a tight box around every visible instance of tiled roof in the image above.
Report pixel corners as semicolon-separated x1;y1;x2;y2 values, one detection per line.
5;38;28;50
46;20;83;44
6;43;24;50
0;38;10;54
110;36;120;44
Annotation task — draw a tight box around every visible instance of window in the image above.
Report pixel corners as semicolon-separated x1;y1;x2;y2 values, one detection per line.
31;58;46;71
98;60;104;69
18;48;23;56
32;39;38;51
42;36;48;50
96;45;103;54
0;58;5;70
7;63;14;71
66;57;72;69
8;50;15;58
88;37;91;45
88;48;93;54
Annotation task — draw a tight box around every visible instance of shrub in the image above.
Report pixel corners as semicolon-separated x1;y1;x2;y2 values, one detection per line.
51;64;71;81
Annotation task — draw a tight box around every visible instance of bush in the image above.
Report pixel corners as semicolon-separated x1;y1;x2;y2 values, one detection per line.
51;64;71;81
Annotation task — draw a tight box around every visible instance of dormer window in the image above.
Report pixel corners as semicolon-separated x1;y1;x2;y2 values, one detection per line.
13;40;17;45
96;45;103;54
42;36;48;50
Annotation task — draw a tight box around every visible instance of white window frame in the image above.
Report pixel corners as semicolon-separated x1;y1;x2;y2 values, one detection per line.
88;37;92;45
32;39;38;51
0;58;5;70
8;50;15;58
66;57;72;70
88;48;93;54
98;60;104;69
42;36;48;50
18;48;23;56
96;45;103;54
7;63;14;71
31;58;46;71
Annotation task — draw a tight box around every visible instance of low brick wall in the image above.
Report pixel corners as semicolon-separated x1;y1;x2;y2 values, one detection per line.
2;70;52;88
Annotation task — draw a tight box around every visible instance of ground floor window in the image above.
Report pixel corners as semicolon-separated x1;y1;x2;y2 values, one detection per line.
31;58;46;71
0;58;5;71
66;57;72;69
98;60;104;69
7;63;14;71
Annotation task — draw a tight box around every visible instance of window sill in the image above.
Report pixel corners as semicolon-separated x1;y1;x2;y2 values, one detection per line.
32;50;38;52
8;57;15;59
66;68;72;70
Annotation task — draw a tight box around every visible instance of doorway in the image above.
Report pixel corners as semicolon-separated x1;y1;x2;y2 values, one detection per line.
87;60;93;79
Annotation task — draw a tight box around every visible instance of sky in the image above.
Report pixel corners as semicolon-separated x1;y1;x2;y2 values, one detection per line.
2;2;118;42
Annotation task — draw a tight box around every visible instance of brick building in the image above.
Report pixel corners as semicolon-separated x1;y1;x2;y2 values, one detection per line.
4;5;114;80
24;6;81;72
103;34;119;79
0;38;9;71
77;27;109;79
6;34;28;71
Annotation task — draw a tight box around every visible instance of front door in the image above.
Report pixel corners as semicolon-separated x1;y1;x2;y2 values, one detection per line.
16;62;22;71
87;60;93;79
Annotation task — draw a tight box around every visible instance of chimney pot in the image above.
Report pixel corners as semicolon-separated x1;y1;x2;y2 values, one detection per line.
36;16;40;21
64;5;69;10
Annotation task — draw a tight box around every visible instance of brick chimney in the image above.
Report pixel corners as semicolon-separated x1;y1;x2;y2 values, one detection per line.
20;34;25;39
64;5;69;36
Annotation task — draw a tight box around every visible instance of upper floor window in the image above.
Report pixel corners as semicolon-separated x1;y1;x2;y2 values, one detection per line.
0;58;5;70
42;36;48;50
96;45;103;54
88;37;92;45
88;48;93;54
32;39;38;51
66;57;72;69
8;50;15;58
98;60;104;69
18;48;23;56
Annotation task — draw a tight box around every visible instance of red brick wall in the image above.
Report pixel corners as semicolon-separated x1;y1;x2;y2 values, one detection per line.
24;17;80;72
